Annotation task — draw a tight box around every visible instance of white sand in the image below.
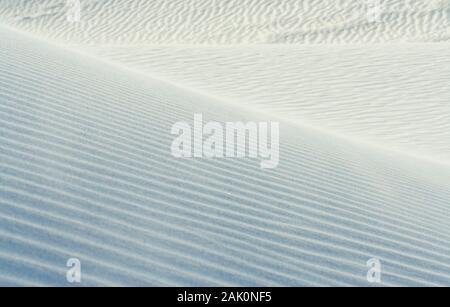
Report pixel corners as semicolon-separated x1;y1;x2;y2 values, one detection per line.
1;0;450;44
0;1;450;286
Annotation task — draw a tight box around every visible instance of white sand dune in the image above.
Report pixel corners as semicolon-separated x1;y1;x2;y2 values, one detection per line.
1;26;450;286
0;0;449;44
2;1;450;162
1;0;450;287
92;44;450;163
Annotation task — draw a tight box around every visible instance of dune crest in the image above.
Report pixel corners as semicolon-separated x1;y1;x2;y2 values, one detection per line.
1;25;450;286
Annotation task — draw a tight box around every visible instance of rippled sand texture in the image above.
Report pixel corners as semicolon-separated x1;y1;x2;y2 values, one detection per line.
0;0;450;286
1;0;450;44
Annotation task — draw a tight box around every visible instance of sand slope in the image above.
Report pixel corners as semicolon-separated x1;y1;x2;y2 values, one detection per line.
1;26;450;286
1;0;450;287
